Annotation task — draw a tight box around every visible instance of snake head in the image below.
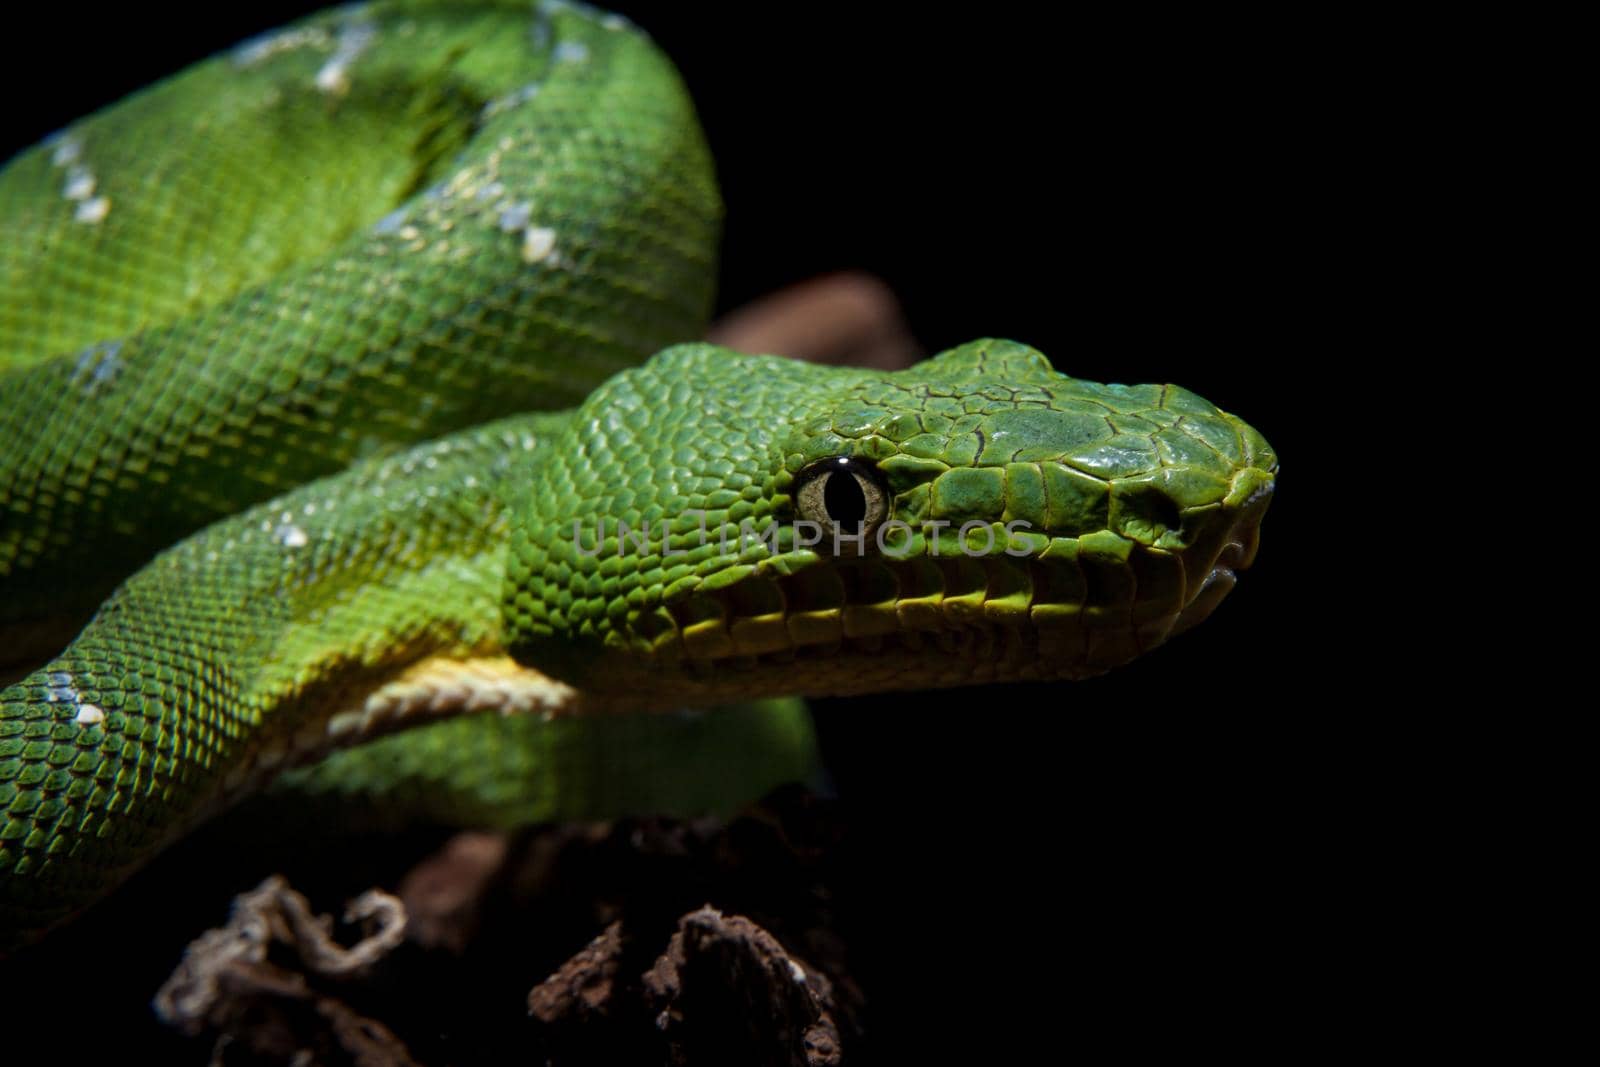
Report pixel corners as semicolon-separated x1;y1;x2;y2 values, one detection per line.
505;340;1276;705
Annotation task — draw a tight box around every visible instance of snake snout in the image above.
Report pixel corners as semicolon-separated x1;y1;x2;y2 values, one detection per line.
1218;467;1274;572
1170;467;1274;637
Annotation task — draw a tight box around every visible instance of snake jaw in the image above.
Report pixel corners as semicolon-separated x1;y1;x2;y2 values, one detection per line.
529;473;1276;701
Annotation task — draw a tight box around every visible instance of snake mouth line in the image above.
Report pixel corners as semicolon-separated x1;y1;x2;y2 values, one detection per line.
628;523;1265;688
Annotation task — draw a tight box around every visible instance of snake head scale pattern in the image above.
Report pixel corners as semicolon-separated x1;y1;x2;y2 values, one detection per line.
506;339;1276;703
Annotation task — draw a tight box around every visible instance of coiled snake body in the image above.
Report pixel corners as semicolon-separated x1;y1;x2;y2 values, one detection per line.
0;2;1277;949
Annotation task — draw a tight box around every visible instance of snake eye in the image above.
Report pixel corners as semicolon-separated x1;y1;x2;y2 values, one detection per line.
794;457;889;546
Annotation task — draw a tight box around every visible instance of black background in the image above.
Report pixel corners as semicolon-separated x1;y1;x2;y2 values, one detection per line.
1;4;1348;1060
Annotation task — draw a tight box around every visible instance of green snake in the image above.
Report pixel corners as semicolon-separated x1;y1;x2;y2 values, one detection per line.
0;1;1277;951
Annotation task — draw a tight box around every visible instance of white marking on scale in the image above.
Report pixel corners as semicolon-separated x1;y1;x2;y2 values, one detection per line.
315;12;377;94
234;25;332;67
553;40;589;64
62;167;95;200
71;340;124;392
372;209;408;235
274;523;309;548
76;197;111;224
522;227;557;263
75;705;105;726
46;135;110;223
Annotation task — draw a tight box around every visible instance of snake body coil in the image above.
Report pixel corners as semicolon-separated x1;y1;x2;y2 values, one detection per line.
1;1;718;654
0;3;1278;950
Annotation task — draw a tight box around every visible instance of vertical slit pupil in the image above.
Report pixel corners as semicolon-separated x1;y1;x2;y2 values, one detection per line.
823;471;867;528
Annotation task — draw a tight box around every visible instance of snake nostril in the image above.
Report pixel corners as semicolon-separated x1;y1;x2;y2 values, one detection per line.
1152;495;1181;536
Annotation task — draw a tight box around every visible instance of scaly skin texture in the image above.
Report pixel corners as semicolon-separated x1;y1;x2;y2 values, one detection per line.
0;402;823;943
0;5;1278;950
0;1;718;658
0;340;1276;946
